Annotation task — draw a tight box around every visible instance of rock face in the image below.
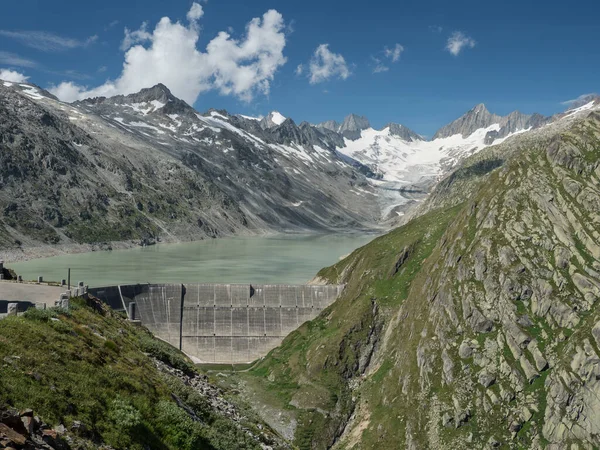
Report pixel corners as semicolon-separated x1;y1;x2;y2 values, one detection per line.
432;103;551;141
317;114;370;139
234;106;600;449
259;111;287;129
386;122;423;142
433;103;501;139
336;113;371;140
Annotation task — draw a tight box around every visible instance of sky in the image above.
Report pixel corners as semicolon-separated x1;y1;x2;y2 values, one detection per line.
0;0;598;136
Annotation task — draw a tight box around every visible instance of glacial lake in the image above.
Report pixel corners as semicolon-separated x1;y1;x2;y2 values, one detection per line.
10;233;378;287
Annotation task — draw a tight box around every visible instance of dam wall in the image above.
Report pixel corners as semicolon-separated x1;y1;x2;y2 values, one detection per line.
89;283;344;363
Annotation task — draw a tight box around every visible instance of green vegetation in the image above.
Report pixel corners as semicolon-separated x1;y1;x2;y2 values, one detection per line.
231;204;464;449
0;297;281;449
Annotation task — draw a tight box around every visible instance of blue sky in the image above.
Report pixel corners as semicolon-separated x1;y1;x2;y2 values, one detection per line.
0;0;598;136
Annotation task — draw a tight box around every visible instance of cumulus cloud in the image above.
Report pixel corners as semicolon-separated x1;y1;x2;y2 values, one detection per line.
446;31;476;56
0;51;38;68
120;22;152;51
0;30;97;52
307;44;350;84
0;69;29;82
187;3;204;21
295;64;304;75
49;5;288;104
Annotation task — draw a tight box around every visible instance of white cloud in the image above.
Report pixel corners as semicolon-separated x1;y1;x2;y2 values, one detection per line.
372;61;389;73
120;22;152;51
295;64;304;75
0;68;29;82
50;6;288;104
384;43;404;62
0;30;98;52
0;51;37;68
446;31;476;56
561;93;598;106
187;2;204;21
307;44;350;84
371;43;404;74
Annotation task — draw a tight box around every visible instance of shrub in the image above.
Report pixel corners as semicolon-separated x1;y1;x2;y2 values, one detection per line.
108;397;142;430
23;308;58;322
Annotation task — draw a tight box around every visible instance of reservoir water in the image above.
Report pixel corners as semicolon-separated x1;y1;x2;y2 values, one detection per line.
10;233;377;287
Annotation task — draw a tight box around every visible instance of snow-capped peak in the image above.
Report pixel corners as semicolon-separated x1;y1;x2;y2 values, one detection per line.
260;111;287;129
270;111;286;125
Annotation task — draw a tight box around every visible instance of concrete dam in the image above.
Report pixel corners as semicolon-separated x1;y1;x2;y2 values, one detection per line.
90;283;344;364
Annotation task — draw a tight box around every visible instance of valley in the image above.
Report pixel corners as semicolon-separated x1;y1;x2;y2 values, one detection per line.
0;77;599;450
2;81;589;263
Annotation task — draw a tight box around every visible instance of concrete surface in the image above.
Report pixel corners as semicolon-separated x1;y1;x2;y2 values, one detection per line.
90;283;344;364
0;282;64;306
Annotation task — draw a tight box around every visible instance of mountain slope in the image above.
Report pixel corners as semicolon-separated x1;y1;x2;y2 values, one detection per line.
0;295;288;449
227;106;600;449
0;82;382;259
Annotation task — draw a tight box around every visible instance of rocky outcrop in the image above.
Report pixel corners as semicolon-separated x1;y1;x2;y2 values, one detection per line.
338;114;371;140
432;103;551;142
385;123;423;142
0;407;70;449
433;103;502;139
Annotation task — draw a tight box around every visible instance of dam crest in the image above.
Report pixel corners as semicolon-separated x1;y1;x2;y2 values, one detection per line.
90;283;344;364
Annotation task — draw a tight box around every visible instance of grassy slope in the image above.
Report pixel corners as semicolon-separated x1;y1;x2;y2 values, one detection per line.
0;298;283;450
233;204;464;449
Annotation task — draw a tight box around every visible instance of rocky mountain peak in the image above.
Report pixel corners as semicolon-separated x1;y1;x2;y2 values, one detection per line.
340;113;370;132
133;83;175;103
385;123;422;142
472;102;488;113
75;83;193;116
260;111;287;129
339;114;371;140
433;103;502;139
317;120;340;132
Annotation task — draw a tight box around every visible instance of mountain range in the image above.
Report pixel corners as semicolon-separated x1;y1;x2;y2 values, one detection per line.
2;74;600;450
0;77;598;259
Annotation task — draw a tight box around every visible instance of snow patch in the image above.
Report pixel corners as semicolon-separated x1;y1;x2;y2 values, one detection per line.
270;111;286;125
209;111;229;120
563;101;596;119
239;114;263;121
19;85;44;100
